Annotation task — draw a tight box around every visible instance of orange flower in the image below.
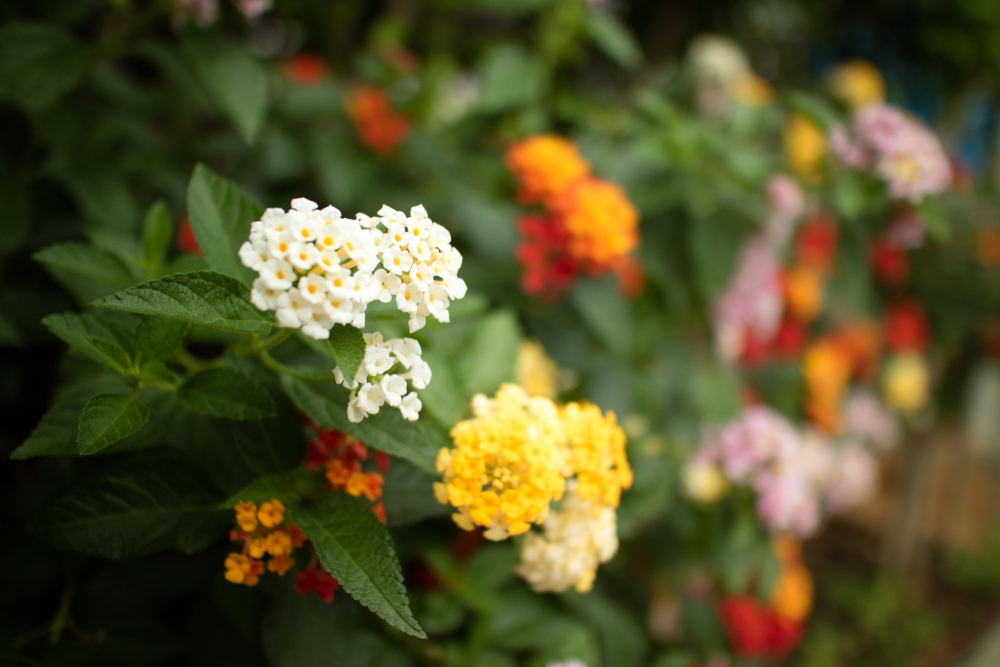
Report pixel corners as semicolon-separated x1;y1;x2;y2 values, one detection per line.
346;86;411;156
346;471;369;498
287;523;308;548
257;499;285;528
248;537;267;559
771;562;814;622
802;339;853;432
265;530;293;557
980;228;1000;267
283;54;329;86
363;472;384;502
505;135;591;205
224;553;264;586
783;265;824;321
267;554;295;576
373;502;387;523
550;178;639;267
834;320;882;381
326;459;351;487
234;501;258;533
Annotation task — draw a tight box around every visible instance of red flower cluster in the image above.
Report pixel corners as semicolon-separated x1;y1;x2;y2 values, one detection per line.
718;596;803;659
283;54;330;86
516;214;577;299
345;86;411;156
870;237;909;285
885;300;929;353
795;215;838;272
302;415;390;523
295;564;340;602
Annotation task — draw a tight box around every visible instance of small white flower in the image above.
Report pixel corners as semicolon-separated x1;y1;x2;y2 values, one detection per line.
441;275;468;300
357;382;386;414
396;282;423;313
260;207;286;227
369;229;387;253
350;300;366;328
266;231;295;260
317;249;342;272
291;197;318;212
250;280;280;311
291;216;319;243
301;320;331;339
425;284;450;320
408;217;431;240
441;247;463;273
389;338;422;368
239;239;269;271
298;274;328;304
287;242;320;271
373;268;402;303
364;344;394;376
408;315;426;333
323;296;354;325
384;245;414;275
260;259;295;290
325;267;356;299
380;374;407;406
399;393;422;421
410;204;428;220
356;212;374;228
315;224;344;252
408;263;434;291
386;222;413;249
404;359;432;389
354;250;380;273
319;205;342;222
333;366;345;384
351;270;377;303
347;394;366;423
378;205;406;224
364;332;385;346
428;222;452;248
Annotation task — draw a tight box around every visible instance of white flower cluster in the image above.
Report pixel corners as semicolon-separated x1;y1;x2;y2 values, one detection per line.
333;333;430;423
240;199;467;339
515;486;619;594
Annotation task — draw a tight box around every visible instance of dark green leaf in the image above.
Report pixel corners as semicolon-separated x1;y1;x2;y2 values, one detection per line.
326;324;366;383
181;33;268;144
478;44;546;112
141;201;173;273
43;311;135;364
138;361;180;390
86;337;132;374
571;276;631;358
918;196;949;241
134;316;189;363
290;494;425;638
34;242;137;289
382;459;451;527
221;468;324;508
92;271;274;334
281;376;437;472
417;349;466;426
227;393;307;474
30;449;227;559
457;310;521;395
77;393;150;455
564;591;649;667
585;13;641;69
187;164;262;283
0;22;88;111
178;368;276;421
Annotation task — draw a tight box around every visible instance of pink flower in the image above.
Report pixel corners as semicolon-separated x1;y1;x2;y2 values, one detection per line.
885;208;926;249
824;442;878;513
713;236;783;363
755;469;821;537
843;390;900;451
237;0;272;20
765;175;804;246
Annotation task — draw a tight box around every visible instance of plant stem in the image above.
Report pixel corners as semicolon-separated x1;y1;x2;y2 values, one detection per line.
254;328;294;353
171;348;223;374
259;350;339;382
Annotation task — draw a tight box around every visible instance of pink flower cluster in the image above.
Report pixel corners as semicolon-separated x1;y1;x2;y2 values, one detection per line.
764;174;805;246
843;390;900;451
173;0;271;26
713;236;784;364
696;406;879;537
829;103;951;203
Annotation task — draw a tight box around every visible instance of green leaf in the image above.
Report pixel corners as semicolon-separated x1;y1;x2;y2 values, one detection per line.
382;459;451;527
34;242;138;290
0;22;88;111
227;395;307;474
478;44;546;113
564;591;649;667
326;324;366;381
585;13;641;69
289;494;426;638
92;271;274;334
43;311;135;364
141;201;173;273
220;468;324;508
77;393;150;455
281;376;437;472
137;361;180;390
181;32;268;144
571;276;631;358
178;368;276;421
417;349;467;426
917;196;949;241
134;316;189;363
30;449;227;559
457;310;521;395
186;165;263;282
86;337;133;374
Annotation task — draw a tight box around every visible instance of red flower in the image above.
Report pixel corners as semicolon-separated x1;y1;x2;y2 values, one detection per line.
515;214;578;301
295;566;340;603
795;215;838;272
870;238;909;285
740;331;771;368
718;596;803;658
175;215;201;256
885;300;929;353
771;317;806;360
283;55;329;86
613;254;646;300
345;87;411;156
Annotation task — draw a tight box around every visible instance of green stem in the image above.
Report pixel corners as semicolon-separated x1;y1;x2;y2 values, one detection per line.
171;348;223;374
254;328;294;353
259;350;340;383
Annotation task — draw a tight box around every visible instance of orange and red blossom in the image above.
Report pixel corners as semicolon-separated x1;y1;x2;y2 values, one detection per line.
885;300;929;353
505;135;591;206
283;54;329;86
295;565;340;602
802;338;854;432
718;597;804;659
795;215;838;272
549;178;639;268
783;264;824;321
346;86;411;156
225;499;305;588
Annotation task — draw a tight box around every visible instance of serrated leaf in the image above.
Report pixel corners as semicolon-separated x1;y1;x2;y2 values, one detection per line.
0;22;88;111
77;393;150;455
86;337;132;374
281;376;437;472
220;468;324;508
289;494;425;638
457;309;521;395
382;459;451;527
585;13;641;69
181;33;268;144
30;449;227;559
228;394;307;474
92;271;274;334
326;324;366;382
141;201;173;273
43;311;135;364
134;316;189;363
187;165;263;282
35;242;138;289
178;368;276;421
138;361;180;390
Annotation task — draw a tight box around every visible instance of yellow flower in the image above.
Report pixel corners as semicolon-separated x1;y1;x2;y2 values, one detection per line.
234;501;258;533
682;460;729;503
551;178;639;267
257;499;285;528
265;530;293;557
561;401;632;509
506;135;591;205
515;339;559;400
437;384;568;541
829;60;884;109
783;113;826;181
883;353;930;413
224;553;263;586
733;73;775;107
267;554;295;576
784;264;824;322
771;561;814;621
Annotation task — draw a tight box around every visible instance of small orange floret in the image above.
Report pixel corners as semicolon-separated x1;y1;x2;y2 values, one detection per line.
363;472;384;502
346;86;411;156
224;553;264;586
346;471;369;498
258;499;285;528
783;265;824;321
267;554;296;576
505;135;591;205
373;501;387;523
234;501;258;533
326;459;351;487
550;178;639;268
265;530;294;557
287;523;308;548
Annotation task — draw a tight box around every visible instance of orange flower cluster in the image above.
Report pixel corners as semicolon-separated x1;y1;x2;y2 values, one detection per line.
303;415;390;522
225;499;307;586
506;135;641;300
346;86;411;156
803;321;881;432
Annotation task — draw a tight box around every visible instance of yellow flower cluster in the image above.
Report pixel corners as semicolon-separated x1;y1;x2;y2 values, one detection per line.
515;339;559;400
435;383;632;542
783;113;826;181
